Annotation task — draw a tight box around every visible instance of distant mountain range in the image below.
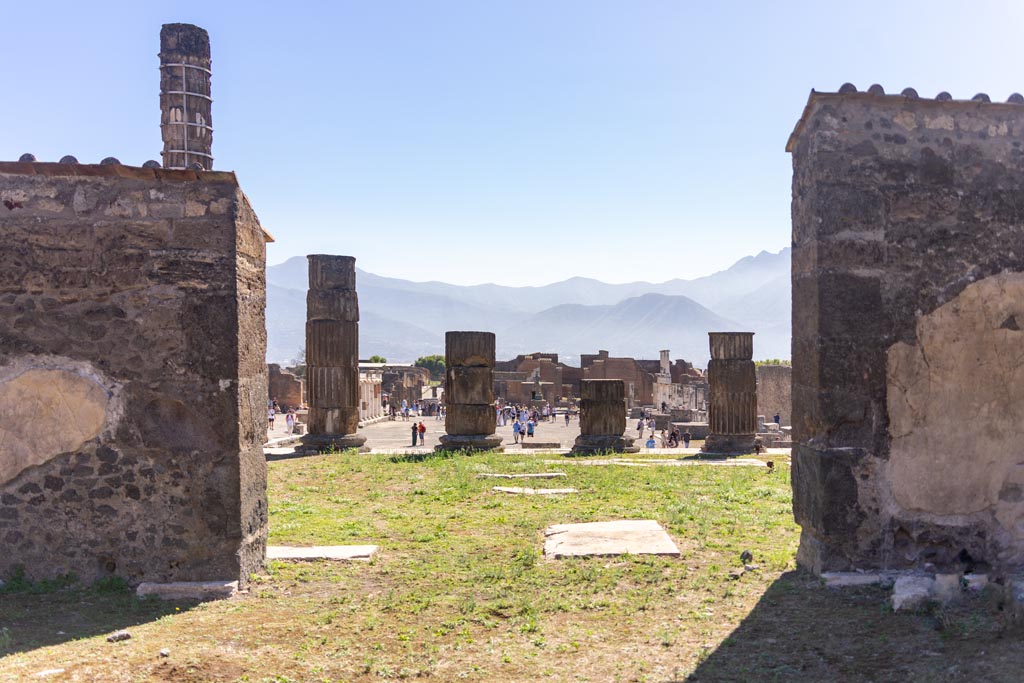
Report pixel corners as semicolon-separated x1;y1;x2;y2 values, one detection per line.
265;248;792;367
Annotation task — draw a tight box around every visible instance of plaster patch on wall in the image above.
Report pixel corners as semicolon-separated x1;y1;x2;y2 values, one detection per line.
887;272;1024;523
0;367;109;484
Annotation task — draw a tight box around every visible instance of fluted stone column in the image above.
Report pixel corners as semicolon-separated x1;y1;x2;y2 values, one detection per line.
300;255;368;452
436;331;503;452
570;379;639;455
702;332;757;454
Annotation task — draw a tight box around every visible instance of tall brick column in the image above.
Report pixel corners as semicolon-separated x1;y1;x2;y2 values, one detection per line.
160;23;213;170
300;255;367;453
570;379;639;455
702;332;757;454
436;331;503;452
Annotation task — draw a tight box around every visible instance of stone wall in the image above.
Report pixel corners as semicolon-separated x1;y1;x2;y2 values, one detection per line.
789;86;1024;574
755;364;791;426
581;351;654;407
0;160;268;586
268;363;303;410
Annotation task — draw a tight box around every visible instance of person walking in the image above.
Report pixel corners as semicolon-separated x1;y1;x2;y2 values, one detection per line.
418;421;426;446
513;420;522;444
564;411;570;426
683;430;692;448
267;406;276;431
285;410;295;434
527;418;535;438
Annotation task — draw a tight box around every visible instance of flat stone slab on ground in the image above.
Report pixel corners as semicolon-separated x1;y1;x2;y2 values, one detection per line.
493;486;577;495
478;472;568;479
136;580;238;600
520;441;562;449
821;572;894;588
267;545;378;561
544;520;680;558
892;575;935;611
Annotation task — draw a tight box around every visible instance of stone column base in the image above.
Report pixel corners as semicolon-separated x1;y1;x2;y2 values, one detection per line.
298;433;369;454
569;435;640;456
701;433;756;455
435;434;503;453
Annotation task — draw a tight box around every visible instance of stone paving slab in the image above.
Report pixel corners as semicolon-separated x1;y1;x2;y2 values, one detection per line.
520;441;562;449
136;580;238;600
478;472;567;479
542;458;767;468
267;545;378;561
821;572;893;588
544;520;680;558
492;486;577;495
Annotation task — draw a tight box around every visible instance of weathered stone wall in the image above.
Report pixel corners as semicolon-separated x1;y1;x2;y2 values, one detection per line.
268;363;303;409
755;364;791;426
789;86;1024;573
582;351;655;407
381;365;430;407
0;161;268;586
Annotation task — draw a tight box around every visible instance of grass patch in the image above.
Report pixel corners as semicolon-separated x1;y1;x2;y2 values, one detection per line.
2;452;1021;681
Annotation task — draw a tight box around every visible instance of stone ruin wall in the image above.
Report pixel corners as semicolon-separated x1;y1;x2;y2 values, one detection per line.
755;364;791;426
0;161;268;586
268;363;303;409
789;87;1024;574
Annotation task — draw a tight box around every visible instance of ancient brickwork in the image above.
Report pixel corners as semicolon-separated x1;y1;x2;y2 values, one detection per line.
268;363;303;410
581;350;655;408
702;333;757;454
571;379;638;455
0;161;268;585
789;86;1024;573
301;255;367;452
381;364;430;407
755;364;791;426
437;332;502;452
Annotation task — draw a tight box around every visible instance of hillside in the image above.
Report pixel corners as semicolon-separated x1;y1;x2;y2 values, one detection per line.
265;248;792;365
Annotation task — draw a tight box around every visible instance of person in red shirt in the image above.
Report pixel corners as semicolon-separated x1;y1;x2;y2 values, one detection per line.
417;421;426;446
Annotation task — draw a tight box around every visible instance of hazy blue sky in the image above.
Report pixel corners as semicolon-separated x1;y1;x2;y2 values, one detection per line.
2;1;1022;285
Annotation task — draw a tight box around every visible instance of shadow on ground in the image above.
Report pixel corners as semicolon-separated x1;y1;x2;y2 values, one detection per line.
685;570;1024;683
0;585;194;656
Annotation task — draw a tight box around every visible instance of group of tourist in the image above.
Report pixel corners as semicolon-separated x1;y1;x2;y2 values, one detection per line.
497;403;568;445
387;398;445;421
636;416;691;449
497;403;561;426
267;398;301;435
